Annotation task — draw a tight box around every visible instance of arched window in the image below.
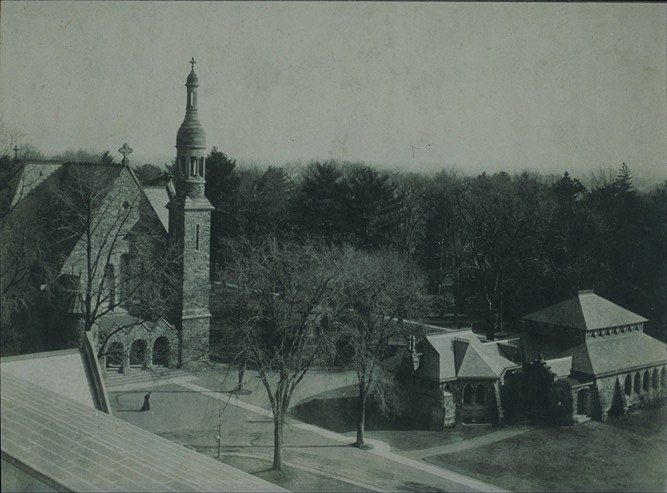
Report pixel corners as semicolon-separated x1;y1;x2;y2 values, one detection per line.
190;157;197;176
130;340;148;369
120;254;130;305
661;367;667;388
652;369;659;390
634;372;641;393
624;374;632;396
198;158;204;177
463;384;472;405
153;337;170;367
643;371;650;392
475;384;486;405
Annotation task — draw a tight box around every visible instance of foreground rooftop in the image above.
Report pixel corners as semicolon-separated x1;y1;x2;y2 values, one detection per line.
1;370;286;492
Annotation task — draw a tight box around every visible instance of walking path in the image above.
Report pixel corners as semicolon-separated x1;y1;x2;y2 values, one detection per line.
104;368;197;392
402;426;532;460
179;380;508;492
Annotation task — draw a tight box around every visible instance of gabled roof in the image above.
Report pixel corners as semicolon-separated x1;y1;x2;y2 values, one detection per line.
8;162;125;274
9;160;63;208
143;186;170;231
522;290;648;331
544;356;573;378
418;329;519;381
457;336;511;378
571;331;667;376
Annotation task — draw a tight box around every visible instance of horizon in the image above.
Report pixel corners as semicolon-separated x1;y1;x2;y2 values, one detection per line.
1;2;665;186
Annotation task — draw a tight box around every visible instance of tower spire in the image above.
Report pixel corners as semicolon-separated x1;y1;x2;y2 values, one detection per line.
174;59;207;200
167;59;213;369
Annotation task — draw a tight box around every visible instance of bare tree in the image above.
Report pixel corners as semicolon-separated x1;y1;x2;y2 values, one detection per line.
334;248;426;447
42;163;178;357
221;236;339;471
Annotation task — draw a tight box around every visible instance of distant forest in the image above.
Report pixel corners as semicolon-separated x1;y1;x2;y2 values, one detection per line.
2;141;664;343
134;149;666;341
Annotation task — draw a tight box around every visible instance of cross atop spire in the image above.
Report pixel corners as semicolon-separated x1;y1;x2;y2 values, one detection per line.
189;57;196;70
118;143;133;166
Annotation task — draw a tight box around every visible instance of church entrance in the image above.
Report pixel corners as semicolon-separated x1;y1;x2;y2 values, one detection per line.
152;337;170;368
130;340;148;370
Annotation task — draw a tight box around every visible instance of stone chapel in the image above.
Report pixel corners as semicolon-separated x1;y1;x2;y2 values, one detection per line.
2;60;214;371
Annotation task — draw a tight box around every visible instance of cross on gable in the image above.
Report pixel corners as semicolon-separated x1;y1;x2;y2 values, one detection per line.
118;143;133;164
190;57;196;70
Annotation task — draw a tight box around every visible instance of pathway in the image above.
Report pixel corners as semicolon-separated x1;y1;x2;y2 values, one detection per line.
402;426;533;460
179;380;508;492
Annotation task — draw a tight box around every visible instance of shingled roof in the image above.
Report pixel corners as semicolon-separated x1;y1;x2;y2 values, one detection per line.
8;162;125;274
571;331;667;377
522;290;648;331
417;330;519;381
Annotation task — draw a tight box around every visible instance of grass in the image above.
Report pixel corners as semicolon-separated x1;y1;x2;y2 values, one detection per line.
425;407;667;492
207;452;374;492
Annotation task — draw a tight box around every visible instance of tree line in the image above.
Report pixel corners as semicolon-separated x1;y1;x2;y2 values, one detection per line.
199;150;665;342
2;132;664;471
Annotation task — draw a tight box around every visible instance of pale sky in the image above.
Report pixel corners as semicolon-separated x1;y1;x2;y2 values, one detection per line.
1;2;666;182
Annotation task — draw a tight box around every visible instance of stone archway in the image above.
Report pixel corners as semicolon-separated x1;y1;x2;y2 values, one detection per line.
130;340;148;370
652;369;660;390
107;342;124;371
475;384;486;405
462;383;473;406
152;337;170;368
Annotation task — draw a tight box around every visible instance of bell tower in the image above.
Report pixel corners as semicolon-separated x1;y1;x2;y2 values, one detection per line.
168;58;213;368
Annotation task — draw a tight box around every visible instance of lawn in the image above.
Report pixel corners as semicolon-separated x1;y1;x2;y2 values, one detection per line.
209;453;374;492
425;407;667;492
291;383;501;452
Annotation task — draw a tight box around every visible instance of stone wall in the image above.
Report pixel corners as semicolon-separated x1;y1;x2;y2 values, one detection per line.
595;365;667;419
62;168;141;309
412;376;502;428
168;201;212;369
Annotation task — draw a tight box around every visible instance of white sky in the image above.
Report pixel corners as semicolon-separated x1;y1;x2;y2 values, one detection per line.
1;2;665;181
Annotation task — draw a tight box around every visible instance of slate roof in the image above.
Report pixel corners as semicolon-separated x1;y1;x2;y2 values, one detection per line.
143;187;170;232
1;371;287;493
571;331;667;377
544;356;573;378
418;330;519;381
522;290;648;331
9;162;125;273
9;160;63;208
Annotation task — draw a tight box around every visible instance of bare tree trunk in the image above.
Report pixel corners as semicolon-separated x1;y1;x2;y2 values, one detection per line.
453;268;460;328
356;382;367;448
272;414;284;471
236;356;246;391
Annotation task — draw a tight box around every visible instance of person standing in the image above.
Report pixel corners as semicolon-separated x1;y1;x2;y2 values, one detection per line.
140;392;152;411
